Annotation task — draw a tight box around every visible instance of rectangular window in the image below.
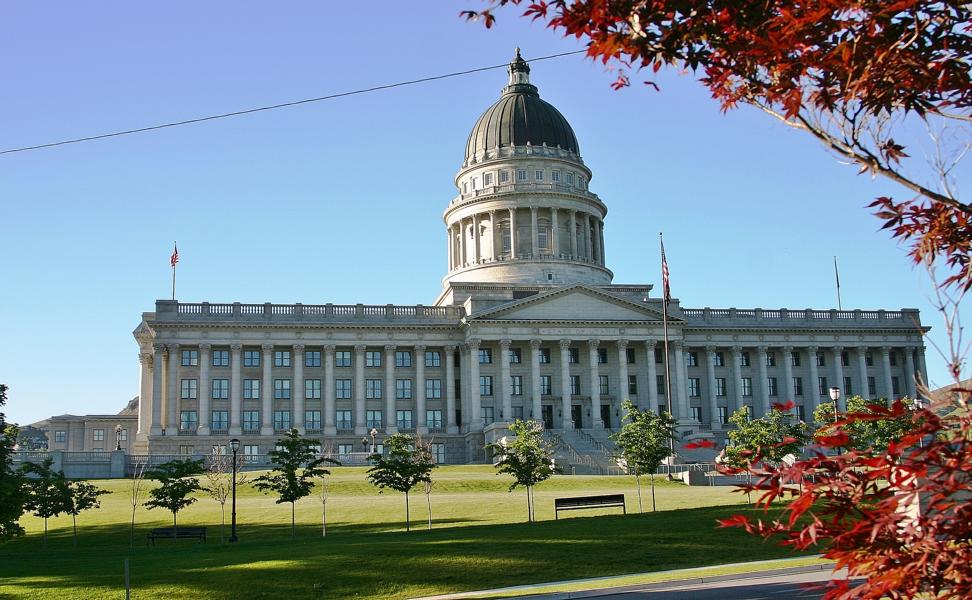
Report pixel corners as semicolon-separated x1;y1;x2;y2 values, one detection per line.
181;350;198;367
844;376;853;396
243;445;259;463
180;379;198;399
599;375;609;396
212;379;229;399
484;172;493;186
718;406;729;425
335;351;352;367
243;350;260;367
598;348;608;364
517;169;528;181
366;379;382;399
273;410;291;431
566;172;574;186
211;410;228;431
540;375;552;395
892;376;900;396
242;411;260;431
180;411;198;431
512;406;524;420
396;379;412;400
305;351;321;367
889;351;897;366
568;348;579;364
841;351;849;367
797;405;806;421
655;347;664;363
539;348;551;364
243;379;260;399
337;443;352;455
511;375;522;396
304;410;321;430
118;428;128;442
691;406;702;421
93;429;105;442
767;377;778;396
686;352;698;367
274;379;291;400
714;352;725;367
481;406;495;423
818;376;828;396
741;377;753;397
396;410;413;430
395;351;412;368
212;350;229;367
366;351;382;367
336;410;352;430
509;348;522;364
430;443;446;463
425;379;442;399
766;352;777;367
816;352;826;367
499;170;509;184
55;431;66;443
179;445;194;456
534;169;544;181
366;410;383;430
740;351;751;367
716;378;727;397
865;351;874;367
426;409;443;430
868;376;876;397
570;375;580;395
551;170;560;182
656;375;666;395
688;378;700;397
790;351;801;367
335;379;352;400
273;351;291;367
626;348;636;364
628;375;638;395
480;375;493;396
793;377;804;396
424;350;441;367
478;348;492;364
305;379;321;399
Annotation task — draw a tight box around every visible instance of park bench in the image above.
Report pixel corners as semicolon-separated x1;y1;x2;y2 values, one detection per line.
147;526;207;545
554;494;626;519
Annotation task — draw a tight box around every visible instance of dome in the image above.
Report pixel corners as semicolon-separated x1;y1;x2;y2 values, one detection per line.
464;50;580;161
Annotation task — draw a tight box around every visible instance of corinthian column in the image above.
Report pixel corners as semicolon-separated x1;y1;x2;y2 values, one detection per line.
229;344;242;435
445;345;459;433
165;344;179;436
499;339;512;421
530;339;542;423
354;344;366;435
384;344;397;433
756;346;769;416
260;344;274;436
293;344;305;434
559;339;572;429
509;208;518;259
150;343;164;436
468;340;483;431
806;346;819;414
323;345;336;435
198;344;211;435
415;345;427;435
645;341;658;411
705;345;718;429
589;339;603;428
617;340;629;415
137;351;153;441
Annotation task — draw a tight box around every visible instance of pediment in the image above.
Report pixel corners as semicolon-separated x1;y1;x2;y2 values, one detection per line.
468;285;672;323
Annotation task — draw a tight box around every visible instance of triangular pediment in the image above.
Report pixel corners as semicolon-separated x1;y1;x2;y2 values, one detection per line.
468;285;673;323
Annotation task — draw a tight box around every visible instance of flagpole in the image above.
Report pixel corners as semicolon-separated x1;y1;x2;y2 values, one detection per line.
660;233;676;465
833;256;842;310
171;241;178;301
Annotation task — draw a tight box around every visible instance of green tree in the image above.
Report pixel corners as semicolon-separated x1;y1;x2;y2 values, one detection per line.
204;451;248;542
143;458;204;535
813;396;919;452
486;420;557;523
0;384;26;541
20;457;70;546
64;480;108;546
253;429;338;537
611;400;676;513
366;433;436;532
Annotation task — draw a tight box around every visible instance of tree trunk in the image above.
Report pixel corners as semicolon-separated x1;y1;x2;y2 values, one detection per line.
650;473;656;512
426;493;432;530
43;518;48;548
291;502;296;538
73;514;78;547
636;475;643;513
173;512;178;538
130;506;136;549
322;501;327;537
526;487;532;522
220;503;226;543
405;491;410;532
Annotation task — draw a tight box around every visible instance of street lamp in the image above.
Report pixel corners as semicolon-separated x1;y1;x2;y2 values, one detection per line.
114;424;122;451
369;427;378;453
361;436;369;452
828;387;841;422
229;438;240;542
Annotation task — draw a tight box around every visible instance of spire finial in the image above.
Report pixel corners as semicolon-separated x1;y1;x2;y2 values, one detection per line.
507;47;531;88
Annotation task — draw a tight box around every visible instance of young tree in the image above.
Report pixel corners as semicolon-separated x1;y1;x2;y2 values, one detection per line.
0;384;27;541
204;451;248;542
253;429;338;537
20;457;70;546
128;458;148;548
486;419;557;523
319;441;334;537
610;400;676;513
366;433;436;532
143;458;204;535
813;396;920;453
64;480;108;546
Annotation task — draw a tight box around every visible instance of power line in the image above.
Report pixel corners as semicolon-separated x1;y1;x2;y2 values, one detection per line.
1;49;588;156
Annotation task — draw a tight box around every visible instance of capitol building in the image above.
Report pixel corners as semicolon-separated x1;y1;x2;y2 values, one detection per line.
117;51;927;463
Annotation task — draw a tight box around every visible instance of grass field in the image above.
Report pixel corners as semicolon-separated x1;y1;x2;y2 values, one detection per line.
0;466;806;599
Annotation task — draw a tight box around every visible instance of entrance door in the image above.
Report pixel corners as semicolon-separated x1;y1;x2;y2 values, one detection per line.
571;405;583;429
600;405;612;429
541;405;554;429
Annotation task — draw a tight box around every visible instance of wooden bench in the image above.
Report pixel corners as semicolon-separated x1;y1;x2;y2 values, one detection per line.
147;526;207;545
554;494;626;519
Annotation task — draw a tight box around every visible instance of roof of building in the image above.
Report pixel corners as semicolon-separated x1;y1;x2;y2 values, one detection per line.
464;49;579;161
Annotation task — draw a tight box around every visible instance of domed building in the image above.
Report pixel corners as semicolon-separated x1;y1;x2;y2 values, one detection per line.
121;51;929;466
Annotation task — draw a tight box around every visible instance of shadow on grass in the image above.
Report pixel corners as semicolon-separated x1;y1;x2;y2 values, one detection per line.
0;505;810;600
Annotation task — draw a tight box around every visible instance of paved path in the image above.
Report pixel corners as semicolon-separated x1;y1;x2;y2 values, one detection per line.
579;569;839;599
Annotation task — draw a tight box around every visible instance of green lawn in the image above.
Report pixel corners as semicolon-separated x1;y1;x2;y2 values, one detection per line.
0;466;806;599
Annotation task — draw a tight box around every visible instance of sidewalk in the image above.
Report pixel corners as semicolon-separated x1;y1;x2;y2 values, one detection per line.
410;556;834;600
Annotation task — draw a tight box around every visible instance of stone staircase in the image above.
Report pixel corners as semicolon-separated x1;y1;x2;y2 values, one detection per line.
545;429;624;475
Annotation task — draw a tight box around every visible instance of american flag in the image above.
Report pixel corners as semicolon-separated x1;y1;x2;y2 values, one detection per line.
660;235;671;302
170;242;179;268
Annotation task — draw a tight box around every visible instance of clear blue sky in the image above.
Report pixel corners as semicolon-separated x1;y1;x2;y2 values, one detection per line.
1;2;959;426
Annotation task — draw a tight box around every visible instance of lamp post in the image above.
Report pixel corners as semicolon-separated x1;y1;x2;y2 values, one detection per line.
361;436;369;453
369;427;378;454
829;387;842;455
114;424;122;451
229;438;240;542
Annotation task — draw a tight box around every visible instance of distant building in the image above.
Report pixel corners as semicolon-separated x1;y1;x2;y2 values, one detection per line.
42;397;138;454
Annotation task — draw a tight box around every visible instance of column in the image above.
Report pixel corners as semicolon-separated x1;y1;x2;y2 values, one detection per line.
857;346;869;399
592;220;600;263
904;346;917;399
617;341;629;418
731;345;743;415
354;344;366;434
673;342;690;421
588;339;603;428
260;343;273;435
705;345;718;428
832;346;846;411
150;343;164;435
445;345;459;433
645;341;658;411
530;339;542;424
446;228;453;271
598;219;606;266
165;344;179;435
881;346;894;400
137;351;153;440
488;210;498;261
323;345;336;434
415;345;427;435
458;219;467;266
756;346;769;416
384;344;397;433
508;208;518;259
806;346;820;414
293;344;305;434
583;214;592;260
530;207;539;256
569;211;577;258
916;346;929;388
782;345;794;404
559;339;573;429
499;339;512;422
468;340;483;431
229;344;242;435
198;344;211;435
550;208;560;257
472;213;482;264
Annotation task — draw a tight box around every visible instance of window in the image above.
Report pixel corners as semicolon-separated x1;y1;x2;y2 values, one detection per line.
598;348;608;364
816;352;826;367
180;379;197;400
570;375;580;395
54;431;66;443
867;376;876;397
499;170;509;184
551;170;561;182
425;351;441;367
211;411;228;431
396;379;412;399
655;347;664;363
765;352;777;367
718;406;729;425
426;409;443;430
366;410;383;429
512;406;524;420
305;411;321;430
335;351;352;367
791;351;801;367
844;377;853;395
818;377;828;396
517;169;528;181
425;379;442;399
599;375;609;396
305;379;321;399
540;375;552;395
336;410;352;430
180;411;198;431
714;352;725;367
480;376;493;396
539;348;551;364
688;378;700;397
481;406;494;423
534;169;544;181
478;348;492;364
538;225;549;250
741;377;753;397
179;445;194;456
686;352;698;367
243;445;259;463
626;348;636;364
431;443;446;463
484;172;493;186
578;176;586;189
656;375;666;395
566;172;574;186
568;348;579;364
93;429;105;442
305;351;321;367
691;406;702;421
511;375;522;396
212;350;229;367
181;350;198;367
740;351;751;367
274;351;291;367
889;351;897;366
243;411;260;431
336;379;352;399
118;429;128;442
797;405;806;421
509;348;522;364
274;379;291;400
793;377;804;396
396;410;413;430
501;225;512;253
366;379;382;399
273;410;291;431
243;350;260;367
841;351;850;367
865;351;874;367
243;379;260;399
337;443;353;455
366;351;382;367
395;351;412;367
767;377;778;396
628;375;638;395
212;379;229;399
892;376;900;396
716;378;727;397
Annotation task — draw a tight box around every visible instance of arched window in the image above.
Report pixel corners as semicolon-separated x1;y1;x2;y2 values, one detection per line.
538;218;551;251
501;221;512;253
